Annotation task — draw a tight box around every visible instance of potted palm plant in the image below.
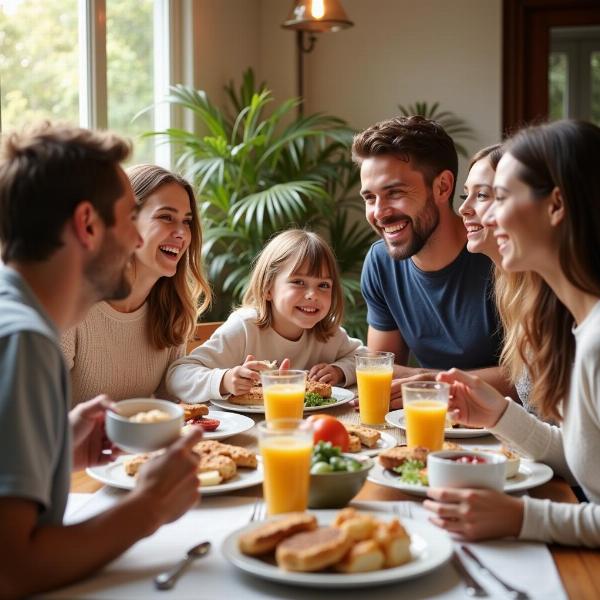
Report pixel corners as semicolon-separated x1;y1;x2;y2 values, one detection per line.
150;69;374;340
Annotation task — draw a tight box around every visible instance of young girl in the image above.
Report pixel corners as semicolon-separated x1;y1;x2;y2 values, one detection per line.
62;164;211;404
425;119;600;547
167;229;364;403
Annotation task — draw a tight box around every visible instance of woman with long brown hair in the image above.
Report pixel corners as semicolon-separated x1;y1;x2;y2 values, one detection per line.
459;144;534;408
425;119;600;546
62;164;211;404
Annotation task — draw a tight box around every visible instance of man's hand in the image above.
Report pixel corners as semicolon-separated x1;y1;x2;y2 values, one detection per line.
69;394;120;470
389;371;438;409
307;363;343;385
134;427;203;533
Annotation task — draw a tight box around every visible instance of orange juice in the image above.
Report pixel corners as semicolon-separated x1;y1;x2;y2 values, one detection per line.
263;384;305;420
260;435;312;514
404;399;447;450
356;367;393;425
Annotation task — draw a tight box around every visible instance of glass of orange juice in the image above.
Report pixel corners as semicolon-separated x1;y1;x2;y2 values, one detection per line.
402;381;450;451
261;370;306;421
355;350;394;426
258;418;313;515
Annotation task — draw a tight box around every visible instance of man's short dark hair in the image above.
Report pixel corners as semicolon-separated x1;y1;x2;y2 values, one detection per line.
0;121;131;262
351;115;458;203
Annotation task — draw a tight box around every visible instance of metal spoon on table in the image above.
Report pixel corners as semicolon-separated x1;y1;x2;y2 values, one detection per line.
154;541;211;591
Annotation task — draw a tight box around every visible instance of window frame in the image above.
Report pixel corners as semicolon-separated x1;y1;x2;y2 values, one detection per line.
0;0;198;167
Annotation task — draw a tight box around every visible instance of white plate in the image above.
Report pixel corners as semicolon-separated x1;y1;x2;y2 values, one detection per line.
368;460;554;497
86;455;263;495
188;410;255;440
350;430;397;457
210;386;355;414
221;511;452;588
385;409;491;439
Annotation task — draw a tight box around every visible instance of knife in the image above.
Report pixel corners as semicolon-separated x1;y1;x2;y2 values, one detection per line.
451;551;489;597
461;545;530;600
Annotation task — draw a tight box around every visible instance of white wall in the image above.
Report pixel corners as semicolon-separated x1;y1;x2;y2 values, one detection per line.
194;0;261;108
258;0;503;197
193;0;503;197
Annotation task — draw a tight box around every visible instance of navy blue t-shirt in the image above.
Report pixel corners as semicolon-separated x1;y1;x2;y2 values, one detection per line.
361;240;501;370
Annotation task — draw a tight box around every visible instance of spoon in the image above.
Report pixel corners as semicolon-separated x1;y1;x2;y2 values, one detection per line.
154;541;211;590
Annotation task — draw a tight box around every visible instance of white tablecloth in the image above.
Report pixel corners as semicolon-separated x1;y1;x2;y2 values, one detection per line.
41;489;567;599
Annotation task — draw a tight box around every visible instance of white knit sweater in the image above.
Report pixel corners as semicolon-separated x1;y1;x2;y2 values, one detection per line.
166;307;364;403
491;301;600;547
61;302;183;406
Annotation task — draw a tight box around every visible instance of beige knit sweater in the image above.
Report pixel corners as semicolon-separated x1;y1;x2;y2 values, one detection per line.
61;302;183;406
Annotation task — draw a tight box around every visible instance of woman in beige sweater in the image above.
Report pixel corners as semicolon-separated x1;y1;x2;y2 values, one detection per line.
62;164;211;405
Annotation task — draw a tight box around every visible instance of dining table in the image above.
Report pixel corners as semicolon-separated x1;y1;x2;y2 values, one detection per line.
63;399;600;600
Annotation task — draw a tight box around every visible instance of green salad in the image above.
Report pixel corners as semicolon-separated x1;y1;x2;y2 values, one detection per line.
310;440;363;474
304;391;337;407
393;459;428;485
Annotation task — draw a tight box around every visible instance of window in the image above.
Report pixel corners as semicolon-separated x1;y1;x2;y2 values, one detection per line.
548;52;568;122
106;0;154;163
549;26;600;126
0;0;196;165
0;0;79;130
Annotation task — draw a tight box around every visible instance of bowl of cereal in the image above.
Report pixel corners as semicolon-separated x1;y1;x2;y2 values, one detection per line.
106;398;183;453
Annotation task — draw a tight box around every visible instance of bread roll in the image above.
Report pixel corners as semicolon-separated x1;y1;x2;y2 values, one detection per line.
238;513;317;556
276;527;352;572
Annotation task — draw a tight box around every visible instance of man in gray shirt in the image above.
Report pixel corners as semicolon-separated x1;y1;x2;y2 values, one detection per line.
0;123;203;596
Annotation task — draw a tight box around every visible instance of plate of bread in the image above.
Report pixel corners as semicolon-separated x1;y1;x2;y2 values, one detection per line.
210;384;355;414
385;409;491;438
180;404;255;440
369;444;553;496
222;507;452;588
86;440;263;495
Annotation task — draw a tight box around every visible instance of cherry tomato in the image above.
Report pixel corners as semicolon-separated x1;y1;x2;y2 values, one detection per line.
306;414;349;451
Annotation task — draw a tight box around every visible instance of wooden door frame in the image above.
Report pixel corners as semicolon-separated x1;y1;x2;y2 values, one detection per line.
503;0;600;134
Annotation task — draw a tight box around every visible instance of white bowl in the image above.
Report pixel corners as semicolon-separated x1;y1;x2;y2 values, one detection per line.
473;447;521;479
106;398;183;453
427;450;506;491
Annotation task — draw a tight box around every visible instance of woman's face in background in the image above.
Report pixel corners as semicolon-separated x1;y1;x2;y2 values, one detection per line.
459;157;500;263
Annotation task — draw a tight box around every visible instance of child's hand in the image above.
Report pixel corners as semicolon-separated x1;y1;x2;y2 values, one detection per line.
221;354;269;396
308;363;344;385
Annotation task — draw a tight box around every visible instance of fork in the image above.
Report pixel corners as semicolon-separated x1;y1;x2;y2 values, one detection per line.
461;545;530;600
249;498;265;522
392;501;415;519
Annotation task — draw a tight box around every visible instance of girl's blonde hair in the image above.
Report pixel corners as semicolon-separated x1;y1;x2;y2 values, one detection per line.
126;164;211;349
242;229;343;342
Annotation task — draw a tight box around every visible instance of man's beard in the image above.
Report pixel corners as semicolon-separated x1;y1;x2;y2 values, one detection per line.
84;230;132;301
376;192;440;261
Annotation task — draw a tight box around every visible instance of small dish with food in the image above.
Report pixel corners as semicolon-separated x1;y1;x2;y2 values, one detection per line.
427;450;506;491
472;446;521;478
106;398;183;453
308;441;374;508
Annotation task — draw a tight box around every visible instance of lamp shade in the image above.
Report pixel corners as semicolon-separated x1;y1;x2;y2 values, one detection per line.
282;0;353;33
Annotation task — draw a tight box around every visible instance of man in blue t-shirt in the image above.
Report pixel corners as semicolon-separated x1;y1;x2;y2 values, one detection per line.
0;123;203;596
352;116;512;406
